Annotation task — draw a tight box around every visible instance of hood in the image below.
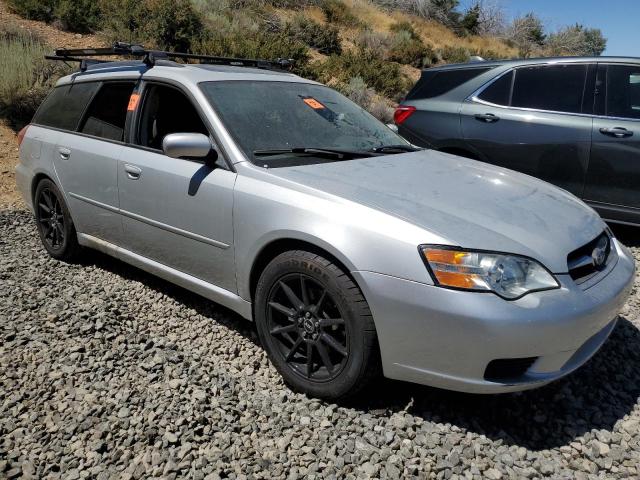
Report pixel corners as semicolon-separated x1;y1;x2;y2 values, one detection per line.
267;150;605;273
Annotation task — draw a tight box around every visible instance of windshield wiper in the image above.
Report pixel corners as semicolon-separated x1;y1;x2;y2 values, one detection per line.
253;147;374;160
370;144;421;154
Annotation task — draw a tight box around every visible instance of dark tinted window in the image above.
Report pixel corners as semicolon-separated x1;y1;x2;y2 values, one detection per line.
511;64;588;113
606;65;640;119
478;70;513;106
33;82;98;130
406;68;492;100
80;83;135;141
138;84;208;150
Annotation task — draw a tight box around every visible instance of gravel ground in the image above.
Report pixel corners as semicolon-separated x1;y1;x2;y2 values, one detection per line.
1;208;640;480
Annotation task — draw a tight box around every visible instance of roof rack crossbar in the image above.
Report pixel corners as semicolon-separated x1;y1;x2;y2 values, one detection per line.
48;42;293;71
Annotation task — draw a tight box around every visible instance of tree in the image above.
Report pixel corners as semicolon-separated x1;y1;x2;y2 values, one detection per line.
546;24;607;56
461;3;480;35
507;12;546;57
475;0;506;36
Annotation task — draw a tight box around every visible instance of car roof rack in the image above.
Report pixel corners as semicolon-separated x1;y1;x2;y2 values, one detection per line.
45;42;294;72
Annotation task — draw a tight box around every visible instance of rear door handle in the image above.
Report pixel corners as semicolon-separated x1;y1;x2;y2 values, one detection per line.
58;147;71;160
599;127;633;138
474;113;500;123
124;164;142;180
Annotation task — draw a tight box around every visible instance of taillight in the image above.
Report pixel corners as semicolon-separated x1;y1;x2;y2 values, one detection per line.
393;106;416;126
17;125;30;148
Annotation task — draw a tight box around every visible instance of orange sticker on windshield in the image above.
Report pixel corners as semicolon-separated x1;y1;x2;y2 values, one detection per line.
303;97;325;110
127;93;140;111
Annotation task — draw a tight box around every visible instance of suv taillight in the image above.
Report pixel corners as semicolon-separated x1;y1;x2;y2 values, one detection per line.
17;125;30;148
393;106;416;126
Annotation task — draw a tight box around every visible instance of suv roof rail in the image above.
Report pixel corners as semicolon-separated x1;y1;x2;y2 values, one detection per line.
45;42;294;72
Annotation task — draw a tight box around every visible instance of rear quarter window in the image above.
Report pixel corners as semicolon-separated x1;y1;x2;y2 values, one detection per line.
33;82;99;131
406;67;493;100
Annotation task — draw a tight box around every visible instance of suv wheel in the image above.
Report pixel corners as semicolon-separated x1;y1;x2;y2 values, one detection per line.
34;179;81;262
255;250;380;400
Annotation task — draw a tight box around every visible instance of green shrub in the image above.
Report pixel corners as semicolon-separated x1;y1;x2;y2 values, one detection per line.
354;29;391;57
0;27;68;129
321;0;359;27
307;49;410;100
389;21;420;40
101;0;203;51
6;0;57;22
438;45;470;63
54;0;102;33
287;15;341;55
388;30;435;68
196;29;309;70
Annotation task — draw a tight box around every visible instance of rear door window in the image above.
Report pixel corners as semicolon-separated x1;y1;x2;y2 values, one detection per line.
477;70;513;106
32;82;99;131
605;64;640;119
511;64;588;114
406;67;492;100
79;83;135;142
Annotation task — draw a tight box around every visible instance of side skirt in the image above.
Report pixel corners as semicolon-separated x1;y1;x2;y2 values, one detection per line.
77;233;253;320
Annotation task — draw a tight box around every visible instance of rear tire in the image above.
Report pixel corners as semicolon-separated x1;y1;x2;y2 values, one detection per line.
34;179;81;262
255;250;380;400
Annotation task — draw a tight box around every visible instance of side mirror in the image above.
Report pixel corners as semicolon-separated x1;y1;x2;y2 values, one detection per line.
163;133;215;161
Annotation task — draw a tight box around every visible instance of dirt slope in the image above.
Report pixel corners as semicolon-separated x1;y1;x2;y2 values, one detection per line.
0;1;106;208
0;1;101;49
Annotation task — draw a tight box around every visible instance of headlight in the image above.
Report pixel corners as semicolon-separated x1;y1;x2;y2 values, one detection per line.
420;246;559;300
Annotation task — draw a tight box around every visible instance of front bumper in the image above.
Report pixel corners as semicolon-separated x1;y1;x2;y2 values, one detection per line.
354;239;635;394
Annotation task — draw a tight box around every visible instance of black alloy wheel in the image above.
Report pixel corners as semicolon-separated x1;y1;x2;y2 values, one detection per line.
37;186;65;250
267;273;349;382
34;179;81;261
255;250;380;400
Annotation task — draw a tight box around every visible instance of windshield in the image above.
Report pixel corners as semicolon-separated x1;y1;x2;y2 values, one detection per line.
200;80;410;167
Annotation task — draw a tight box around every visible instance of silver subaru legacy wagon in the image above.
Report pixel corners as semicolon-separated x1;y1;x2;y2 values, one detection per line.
16;46;635;400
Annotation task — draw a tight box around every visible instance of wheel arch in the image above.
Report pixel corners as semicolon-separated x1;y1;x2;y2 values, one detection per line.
31;172;57;203
248;237;358;304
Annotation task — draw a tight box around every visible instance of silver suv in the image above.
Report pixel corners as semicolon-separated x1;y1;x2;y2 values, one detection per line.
16;46;635;400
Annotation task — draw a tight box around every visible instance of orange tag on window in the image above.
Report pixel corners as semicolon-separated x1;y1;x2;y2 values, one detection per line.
127;93;140;111
303;97;325;110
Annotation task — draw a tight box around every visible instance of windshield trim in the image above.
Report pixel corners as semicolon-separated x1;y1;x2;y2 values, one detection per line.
198;79;409;168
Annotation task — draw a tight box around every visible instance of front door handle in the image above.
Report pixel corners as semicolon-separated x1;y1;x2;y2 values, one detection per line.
124;164;142;180
600;127;633;138
58;147;71;160
474;113;500;123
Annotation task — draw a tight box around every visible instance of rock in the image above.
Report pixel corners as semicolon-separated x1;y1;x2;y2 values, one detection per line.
1;208;639;480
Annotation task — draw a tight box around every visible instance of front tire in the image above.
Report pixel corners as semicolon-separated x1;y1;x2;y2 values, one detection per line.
34;179;81;262
255;250;380;400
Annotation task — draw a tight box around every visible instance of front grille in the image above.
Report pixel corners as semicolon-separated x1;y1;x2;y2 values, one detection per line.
567;232;611;285
484;357;537;382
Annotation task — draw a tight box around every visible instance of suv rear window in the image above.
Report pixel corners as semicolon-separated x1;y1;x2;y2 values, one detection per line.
33;82;99;131
405;67;492;100
79;83;135;141
477;70;513;106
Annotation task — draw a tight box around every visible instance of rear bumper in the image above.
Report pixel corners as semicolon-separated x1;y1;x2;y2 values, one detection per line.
354;239;635;393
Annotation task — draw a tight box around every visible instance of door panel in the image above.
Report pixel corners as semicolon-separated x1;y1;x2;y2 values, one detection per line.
117;148;237;292
460;103;592;196
584;64;640;220
53;132;124;244
461;63;595;197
